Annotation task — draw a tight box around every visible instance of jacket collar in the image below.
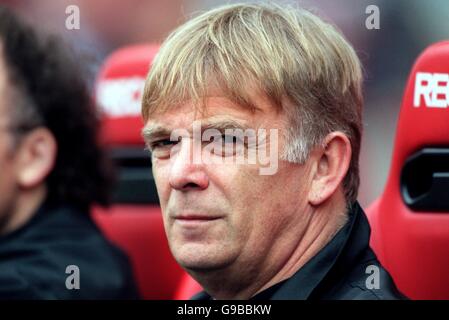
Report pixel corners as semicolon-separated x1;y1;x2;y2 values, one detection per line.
251;201;371;299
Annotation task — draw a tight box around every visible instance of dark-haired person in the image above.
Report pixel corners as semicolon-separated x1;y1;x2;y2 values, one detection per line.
0;6;139;299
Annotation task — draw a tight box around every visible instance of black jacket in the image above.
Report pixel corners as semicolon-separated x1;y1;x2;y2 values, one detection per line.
194;202;406;300
0;200;139;299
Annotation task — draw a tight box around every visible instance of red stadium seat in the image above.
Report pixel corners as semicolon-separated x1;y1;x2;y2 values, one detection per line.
92;206;183;299
91;44;200;299
366;41;449;299
174;272;202;300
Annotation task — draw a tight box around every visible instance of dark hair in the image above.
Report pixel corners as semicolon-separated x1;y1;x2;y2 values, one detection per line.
0;6;114;209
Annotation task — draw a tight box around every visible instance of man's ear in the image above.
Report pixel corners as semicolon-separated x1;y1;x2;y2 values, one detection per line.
15;127;57;189
307;132;351;206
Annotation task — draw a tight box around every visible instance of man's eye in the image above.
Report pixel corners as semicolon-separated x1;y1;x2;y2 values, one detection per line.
151;139;178;149
207;134;245;157
215;134;241;144
148;139;180;159
222;134;238;144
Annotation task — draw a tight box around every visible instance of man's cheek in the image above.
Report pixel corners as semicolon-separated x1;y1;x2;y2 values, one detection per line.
152;167;169;198
152;163;169;190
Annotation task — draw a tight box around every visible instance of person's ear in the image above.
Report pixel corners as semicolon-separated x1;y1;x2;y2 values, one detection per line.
307;132;351;206
15;127;57;189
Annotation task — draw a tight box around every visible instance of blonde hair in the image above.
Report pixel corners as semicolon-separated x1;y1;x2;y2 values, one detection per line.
142;2;363;204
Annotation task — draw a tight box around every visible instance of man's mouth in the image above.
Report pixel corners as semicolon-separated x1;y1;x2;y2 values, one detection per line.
173;213;224;226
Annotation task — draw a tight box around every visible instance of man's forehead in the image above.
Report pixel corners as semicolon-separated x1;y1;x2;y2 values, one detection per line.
144;96;259;130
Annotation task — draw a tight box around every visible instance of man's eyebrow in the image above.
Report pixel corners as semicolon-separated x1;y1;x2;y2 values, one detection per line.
141;124;172;143
200;118;251;132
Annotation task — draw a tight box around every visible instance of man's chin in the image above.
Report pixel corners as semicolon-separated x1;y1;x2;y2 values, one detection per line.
173;242;232;271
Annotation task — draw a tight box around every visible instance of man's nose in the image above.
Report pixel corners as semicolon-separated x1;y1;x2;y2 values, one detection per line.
168;139;209;191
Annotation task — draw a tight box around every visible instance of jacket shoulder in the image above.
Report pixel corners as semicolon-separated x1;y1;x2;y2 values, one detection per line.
330;258;408;300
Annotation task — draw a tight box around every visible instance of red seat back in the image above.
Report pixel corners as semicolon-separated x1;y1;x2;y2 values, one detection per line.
96;44;158;147
367;41;449;299
174;272;203;300
92;206;185;299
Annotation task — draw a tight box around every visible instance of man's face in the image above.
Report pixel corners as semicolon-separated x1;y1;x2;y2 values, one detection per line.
0;50;19;230
145;91;314;279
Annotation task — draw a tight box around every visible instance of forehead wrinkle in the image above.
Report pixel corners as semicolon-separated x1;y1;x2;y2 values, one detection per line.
146;88;264;121
200;116;250;130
